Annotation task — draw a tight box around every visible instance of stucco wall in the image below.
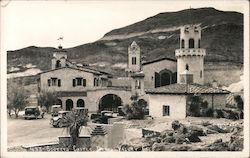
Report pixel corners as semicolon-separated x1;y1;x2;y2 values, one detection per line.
148;94;186;119
40;68;97;92
177;56;204;84
58;89;133;113
142;60;177;89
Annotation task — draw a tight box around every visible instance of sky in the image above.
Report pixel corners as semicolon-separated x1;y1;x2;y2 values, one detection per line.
0;0;247;52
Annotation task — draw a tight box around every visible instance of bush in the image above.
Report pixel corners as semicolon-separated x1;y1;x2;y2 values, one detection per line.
205;108;214;117
122;94;147;120
171;120;181;130
234;95;243;110
213;109;224;118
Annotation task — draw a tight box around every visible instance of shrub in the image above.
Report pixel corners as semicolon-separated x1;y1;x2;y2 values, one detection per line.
7;80;28;118
37;90;60;112
234;95;243;110
213;109;224;118
205;108;214;117
122;94;147;120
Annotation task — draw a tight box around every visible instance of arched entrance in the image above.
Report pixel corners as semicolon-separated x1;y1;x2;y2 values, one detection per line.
66;99;73;111
155;69;173;88
77;99;85;107
99;94;122;112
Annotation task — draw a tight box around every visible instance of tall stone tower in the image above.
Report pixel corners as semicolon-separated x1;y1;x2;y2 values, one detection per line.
175;25;206;85
51;46;67;70
125;41;141;77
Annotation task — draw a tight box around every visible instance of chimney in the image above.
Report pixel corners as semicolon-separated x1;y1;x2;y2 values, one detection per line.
179;69;193;84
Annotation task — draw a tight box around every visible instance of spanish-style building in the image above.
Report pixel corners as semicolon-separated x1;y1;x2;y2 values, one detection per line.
38;24;230;119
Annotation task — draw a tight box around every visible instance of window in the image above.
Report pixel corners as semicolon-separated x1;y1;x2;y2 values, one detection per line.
198;39;201;48
189;38;194;48
132;57;136;65
48;78;61;87
163;105;170;116
48;79;51;87
73;77;86;87
200;70;202;78
181;39;185;48
73;79;76;87
51;78;57;86
185;64;189;71
136;80;141;89
56;60;61;68
76;78;82;86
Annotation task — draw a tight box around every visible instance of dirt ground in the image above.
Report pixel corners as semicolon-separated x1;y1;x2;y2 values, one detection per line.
7;114;64;147
8;114;242;149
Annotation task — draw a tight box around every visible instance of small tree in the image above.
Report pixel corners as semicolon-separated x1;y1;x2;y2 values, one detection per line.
37;90;60;112
122;93;146;120
188;95;202;117
234;95;243;110
234;95;244;119
64;109;88;151
7;81;28;118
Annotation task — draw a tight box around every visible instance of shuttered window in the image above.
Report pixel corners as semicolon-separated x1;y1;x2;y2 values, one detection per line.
83;79;86;87
48;79;51;87
58;79;61;87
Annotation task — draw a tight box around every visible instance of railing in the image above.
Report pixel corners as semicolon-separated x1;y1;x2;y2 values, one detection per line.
175;48;206;57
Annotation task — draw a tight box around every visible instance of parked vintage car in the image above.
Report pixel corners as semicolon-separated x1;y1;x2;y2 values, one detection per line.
23;106;44;119
92;111;114;124
51;105;62;117
50;111;70;128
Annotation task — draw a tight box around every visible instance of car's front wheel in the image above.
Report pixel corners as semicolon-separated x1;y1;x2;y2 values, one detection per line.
58;121;63;128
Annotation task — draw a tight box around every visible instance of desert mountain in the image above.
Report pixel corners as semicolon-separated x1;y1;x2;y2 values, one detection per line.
7;7;243;77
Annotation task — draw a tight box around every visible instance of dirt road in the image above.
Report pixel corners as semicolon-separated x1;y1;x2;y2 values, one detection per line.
8;114;65;147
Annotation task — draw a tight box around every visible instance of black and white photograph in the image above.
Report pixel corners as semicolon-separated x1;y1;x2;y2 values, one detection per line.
1;0;249;157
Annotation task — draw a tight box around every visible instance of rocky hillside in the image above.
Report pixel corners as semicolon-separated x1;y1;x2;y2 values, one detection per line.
7;7;243;77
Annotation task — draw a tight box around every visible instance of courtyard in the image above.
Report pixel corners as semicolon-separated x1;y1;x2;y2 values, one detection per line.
7;113;243;151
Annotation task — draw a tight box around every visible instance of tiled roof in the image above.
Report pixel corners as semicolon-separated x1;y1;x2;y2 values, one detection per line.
142;57;176;66
146;83;230;94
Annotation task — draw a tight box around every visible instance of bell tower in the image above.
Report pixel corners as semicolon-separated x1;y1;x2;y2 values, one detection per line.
175;25;206;85
125;41;141;77
51;45;67;70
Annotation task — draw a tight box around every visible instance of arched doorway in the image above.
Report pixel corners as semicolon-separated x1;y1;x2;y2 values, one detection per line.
66;99;73;111
99;94;122;113
155;69;172;88
77;99;85;107
160;71;171;86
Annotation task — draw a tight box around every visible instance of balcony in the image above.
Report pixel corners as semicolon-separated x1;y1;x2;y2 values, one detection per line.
175;49;206;57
